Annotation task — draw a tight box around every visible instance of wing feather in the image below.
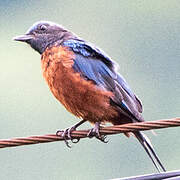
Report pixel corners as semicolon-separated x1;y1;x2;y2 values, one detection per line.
63;39;143;121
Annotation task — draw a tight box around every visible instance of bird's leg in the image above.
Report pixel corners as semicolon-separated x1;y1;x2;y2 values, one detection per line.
56;119;87;147
87;122;108;143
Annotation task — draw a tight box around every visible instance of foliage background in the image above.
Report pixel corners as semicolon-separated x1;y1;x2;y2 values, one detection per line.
0;0;179;179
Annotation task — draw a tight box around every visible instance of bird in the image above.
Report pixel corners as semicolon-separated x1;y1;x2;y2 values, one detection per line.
14;21;166;172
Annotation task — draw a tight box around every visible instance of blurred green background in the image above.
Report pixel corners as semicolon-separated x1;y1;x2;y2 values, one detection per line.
0;0;180;179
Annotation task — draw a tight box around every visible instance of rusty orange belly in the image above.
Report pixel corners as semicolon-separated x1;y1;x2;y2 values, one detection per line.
41;46;118;123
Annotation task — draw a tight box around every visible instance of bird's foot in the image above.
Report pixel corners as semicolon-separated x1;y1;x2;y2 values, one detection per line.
56;126;80;148
87;122;108;143
56;119;86;148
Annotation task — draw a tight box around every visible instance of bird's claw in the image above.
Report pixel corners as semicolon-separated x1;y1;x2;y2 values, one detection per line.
87;122;108;143
87;127;100;138
56;127;80;148
97;135;108;143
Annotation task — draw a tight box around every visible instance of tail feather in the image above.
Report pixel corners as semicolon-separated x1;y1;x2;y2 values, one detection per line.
134;131;166;172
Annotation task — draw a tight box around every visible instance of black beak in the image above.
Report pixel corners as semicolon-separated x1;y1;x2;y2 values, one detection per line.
13;34;34;42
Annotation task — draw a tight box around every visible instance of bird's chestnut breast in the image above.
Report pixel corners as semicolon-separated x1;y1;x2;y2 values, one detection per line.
41;46;118;123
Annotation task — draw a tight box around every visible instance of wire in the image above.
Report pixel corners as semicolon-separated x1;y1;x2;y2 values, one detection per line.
111;170;180;180
0;117;179;149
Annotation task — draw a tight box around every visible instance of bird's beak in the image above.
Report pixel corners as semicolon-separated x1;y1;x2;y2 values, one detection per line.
13;34;34;42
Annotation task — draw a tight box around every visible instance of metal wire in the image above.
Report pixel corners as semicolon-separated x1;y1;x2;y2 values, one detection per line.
0;117;179;149
111;170;180;180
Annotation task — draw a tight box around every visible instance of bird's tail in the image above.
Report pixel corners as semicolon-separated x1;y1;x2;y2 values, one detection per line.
134;131;166;172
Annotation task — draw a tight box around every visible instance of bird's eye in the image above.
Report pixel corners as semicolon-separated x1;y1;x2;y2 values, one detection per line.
39;25;47;31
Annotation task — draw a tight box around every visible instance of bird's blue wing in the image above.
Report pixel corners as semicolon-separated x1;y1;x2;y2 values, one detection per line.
63;39;143;120
63;39;115;70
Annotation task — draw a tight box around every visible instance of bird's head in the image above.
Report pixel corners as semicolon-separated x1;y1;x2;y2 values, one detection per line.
14;21;76;54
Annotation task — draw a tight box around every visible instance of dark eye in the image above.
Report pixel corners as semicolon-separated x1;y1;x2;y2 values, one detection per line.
39;25;47;31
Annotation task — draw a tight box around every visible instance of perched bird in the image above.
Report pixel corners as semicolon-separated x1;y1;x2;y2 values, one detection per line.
14;21;165;172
